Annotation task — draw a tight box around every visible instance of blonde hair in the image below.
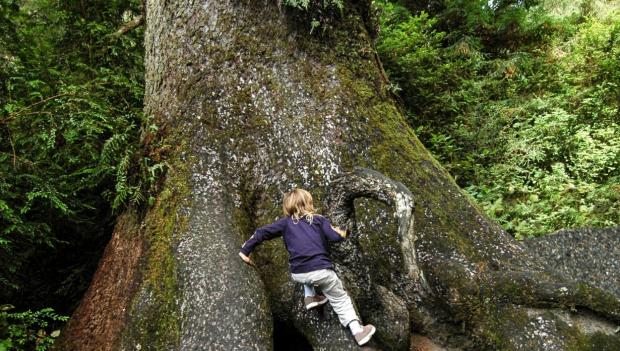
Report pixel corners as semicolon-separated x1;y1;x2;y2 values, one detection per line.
283;188;316;224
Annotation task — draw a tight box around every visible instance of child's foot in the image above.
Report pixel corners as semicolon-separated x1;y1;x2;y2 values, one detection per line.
304;294;328;310
354;324;376;346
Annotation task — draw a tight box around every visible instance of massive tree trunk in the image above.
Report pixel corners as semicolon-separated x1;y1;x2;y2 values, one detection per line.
56;1;620;350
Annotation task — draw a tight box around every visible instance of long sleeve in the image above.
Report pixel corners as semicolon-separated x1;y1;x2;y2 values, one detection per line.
319;216;345;242
240;217;287;255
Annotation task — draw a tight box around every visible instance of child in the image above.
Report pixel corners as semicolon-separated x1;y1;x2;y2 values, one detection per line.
239;188;376;346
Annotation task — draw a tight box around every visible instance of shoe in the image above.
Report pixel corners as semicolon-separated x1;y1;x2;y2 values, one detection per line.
304;294;328;310
354;324;376;346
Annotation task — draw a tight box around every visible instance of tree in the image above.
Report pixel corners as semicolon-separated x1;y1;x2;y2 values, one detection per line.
55;1;620;350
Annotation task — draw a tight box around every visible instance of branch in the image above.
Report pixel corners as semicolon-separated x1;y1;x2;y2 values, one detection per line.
108;15;144;40
8;126;16;169
0;93;69;123
1;93;68;124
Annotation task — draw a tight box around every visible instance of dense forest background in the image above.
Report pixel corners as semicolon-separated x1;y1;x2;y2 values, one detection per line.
1;0;618;349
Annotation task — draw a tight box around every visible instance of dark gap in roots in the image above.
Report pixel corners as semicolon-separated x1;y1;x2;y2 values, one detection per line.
273;318;313;351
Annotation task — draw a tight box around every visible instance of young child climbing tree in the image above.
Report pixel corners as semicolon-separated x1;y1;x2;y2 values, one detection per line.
239;188;376;346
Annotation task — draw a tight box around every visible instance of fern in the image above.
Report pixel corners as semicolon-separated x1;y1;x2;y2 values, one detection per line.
0;0;149;319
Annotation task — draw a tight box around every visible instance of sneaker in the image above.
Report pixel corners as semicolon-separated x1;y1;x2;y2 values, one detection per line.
354;324;376;346
304;294;328;310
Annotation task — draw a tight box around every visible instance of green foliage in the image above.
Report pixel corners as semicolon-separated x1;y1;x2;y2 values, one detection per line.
377;0;620;238
283;0;344;10
0;305;68;351
0;0;151;325
281;0;346;33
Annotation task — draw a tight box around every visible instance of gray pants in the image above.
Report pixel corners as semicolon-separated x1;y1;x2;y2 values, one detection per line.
291;269;359;327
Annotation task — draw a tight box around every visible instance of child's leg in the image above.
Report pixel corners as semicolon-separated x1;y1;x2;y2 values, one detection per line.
292;274;327;309
303;284;316;297
312;270;360;329
292;270;375;345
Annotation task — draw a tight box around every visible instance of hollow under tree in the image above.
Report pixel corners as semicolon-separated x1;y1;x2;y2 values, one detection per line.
55;1;620;350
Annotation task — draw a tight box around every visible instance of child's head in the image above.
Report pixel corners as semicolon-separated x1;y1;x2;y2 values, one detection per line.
283;188;315;219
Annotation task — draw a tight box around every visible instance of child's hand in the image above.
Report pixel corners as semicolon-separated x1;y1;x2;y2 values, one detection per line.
239;252;255;266
331;225;347;238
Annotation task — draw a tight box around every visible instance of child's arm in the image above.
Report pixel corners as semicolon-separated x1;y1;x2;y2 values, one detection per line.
331;225;347;238
320;217;346;242
239;252;255;266
239;217;287;264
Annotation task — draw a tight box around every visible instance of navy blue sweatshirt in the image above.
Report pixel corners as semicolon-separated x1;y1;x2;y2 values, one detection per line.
240;215;345;274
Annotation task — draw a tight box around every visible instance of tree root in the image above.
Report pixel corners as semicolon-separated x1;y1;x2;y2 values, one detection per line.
324;167;620;349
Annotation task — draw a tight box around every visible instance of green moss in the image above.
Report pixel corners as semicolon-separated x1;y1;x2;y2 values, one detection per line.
472;307;620;351
575;282;620;315
587;332;620;351
123;140;193;350
256;240;291;299
355;198;405;287
470;305;530;351
332;59;487;262
555;313;620;351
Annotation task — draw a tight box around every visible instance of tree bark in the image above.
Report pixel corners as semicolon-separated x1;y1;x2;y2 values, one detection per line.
56;1;620;350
